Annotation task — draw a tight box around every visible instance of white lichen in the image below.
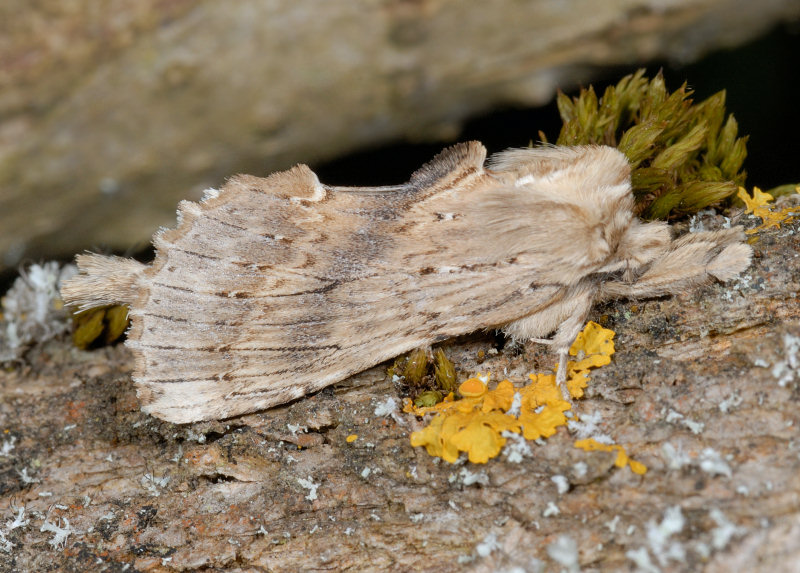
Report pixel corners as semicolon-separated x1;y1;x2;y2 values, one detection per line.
688;213;705;233
40;516;74;550
718;391;743;414
297;476;319;501
688;209;723;234
698;448;732;478
682;419;705;435
0;505;29;553
458;467;489;486
568;411;612;443
507;392;522;417
0;262;77;361
0;436;16;457
476;532;500;558
646;505;686;567
661;442;692;471
572;461;588;479
6;506;28;530
0;530;12;553
605;515;621;534
141;473;171;496
543;502;560;517
551;474;570;495
373;397;398;417
546;535;579;573
286;423;307;436
709;508;746;549
771;333;800;387
626;546;659;573
501;431;532;463
665;409;704;434
373;397;405;424
16;467;39;484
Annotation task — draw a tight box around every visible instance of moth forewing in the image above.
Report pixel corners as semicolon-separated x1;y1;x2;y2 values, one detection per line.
60;142;753;423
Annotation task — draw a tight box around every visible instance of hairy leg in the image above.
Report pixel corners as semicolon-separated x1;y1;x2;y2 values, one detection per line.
600;228;752;300
503;281;597;401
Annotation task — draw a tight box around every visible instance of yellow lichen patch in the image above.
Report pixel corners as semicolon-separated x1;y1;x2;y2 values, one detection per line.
570;321;615;358
459;376;488;398
408;322;617;463
449;411;522;464
738;186;800;235
480;379;515;412
737;186;773;212
574;438;648;475
565;370;590;400
346;434;358;443
564;321;615;398
409;409;468;463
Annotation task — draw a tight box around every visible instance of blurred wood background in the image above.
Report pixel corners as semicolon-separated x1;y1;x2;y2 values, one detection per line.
1;0;798;271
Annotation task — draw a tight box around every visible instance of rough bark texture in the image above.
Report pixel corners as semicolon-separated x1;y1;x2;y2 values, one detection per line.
2;0;800;271
1;203;799;571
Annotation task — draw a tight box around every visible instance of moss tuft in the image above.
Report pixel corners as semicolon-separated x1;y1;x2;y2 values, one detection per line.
541;70;748;219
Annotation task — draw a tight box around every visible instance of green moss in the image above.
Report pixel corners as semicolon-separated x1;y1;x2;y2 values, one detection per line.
403;348;429;387
763;183;800;199
542;70;748;219
414;390;443;408
72;304;129;349
390;346;458;406
433;348;457;393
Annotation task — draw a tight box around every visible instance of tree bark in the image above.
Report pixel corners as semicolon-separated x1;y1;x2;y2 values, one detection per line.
1;202;799;570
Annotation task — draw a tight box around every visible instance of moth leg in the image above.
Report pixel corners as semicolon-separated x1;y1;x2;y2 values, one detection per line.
555;350;569;391
599;228;752;301
551;307;592;402
503;282;596;403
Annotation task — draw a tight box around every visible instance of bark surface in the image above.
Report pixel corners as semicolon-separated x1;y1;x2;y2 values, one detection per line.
1;206;799;571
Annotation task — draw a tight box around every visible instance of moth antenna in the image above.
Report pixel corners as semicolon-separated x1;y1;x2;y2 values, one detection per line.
60;253;146;311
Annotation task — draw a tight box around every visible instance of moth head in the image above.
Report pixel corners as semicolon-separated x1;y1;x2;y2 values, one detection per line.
489;145;632;197
512;146;669;275
480;145;647;283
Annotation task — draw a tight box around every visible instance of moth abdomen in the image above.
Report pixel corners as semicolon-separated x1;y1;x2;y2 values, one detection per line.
61;253;146;310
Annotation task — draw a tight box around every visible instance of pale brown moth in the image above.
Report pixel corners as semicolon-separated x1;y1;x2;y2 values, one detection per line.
61;143;752;423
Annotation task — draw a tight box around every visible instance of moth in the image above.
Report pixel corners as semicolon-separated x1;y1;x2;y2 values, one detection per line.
61;143;752;423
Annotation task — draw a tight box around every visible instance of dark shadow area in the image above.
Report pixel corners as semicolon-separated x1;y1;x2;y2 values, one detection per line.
314;23;799;190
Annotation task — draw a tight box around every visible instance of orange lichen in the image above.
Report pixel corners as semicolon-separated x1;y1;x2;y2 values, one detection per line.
738;186;800;235
574;438;648;475
479;379;515;412
408;322;617;463
458;376;489;398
